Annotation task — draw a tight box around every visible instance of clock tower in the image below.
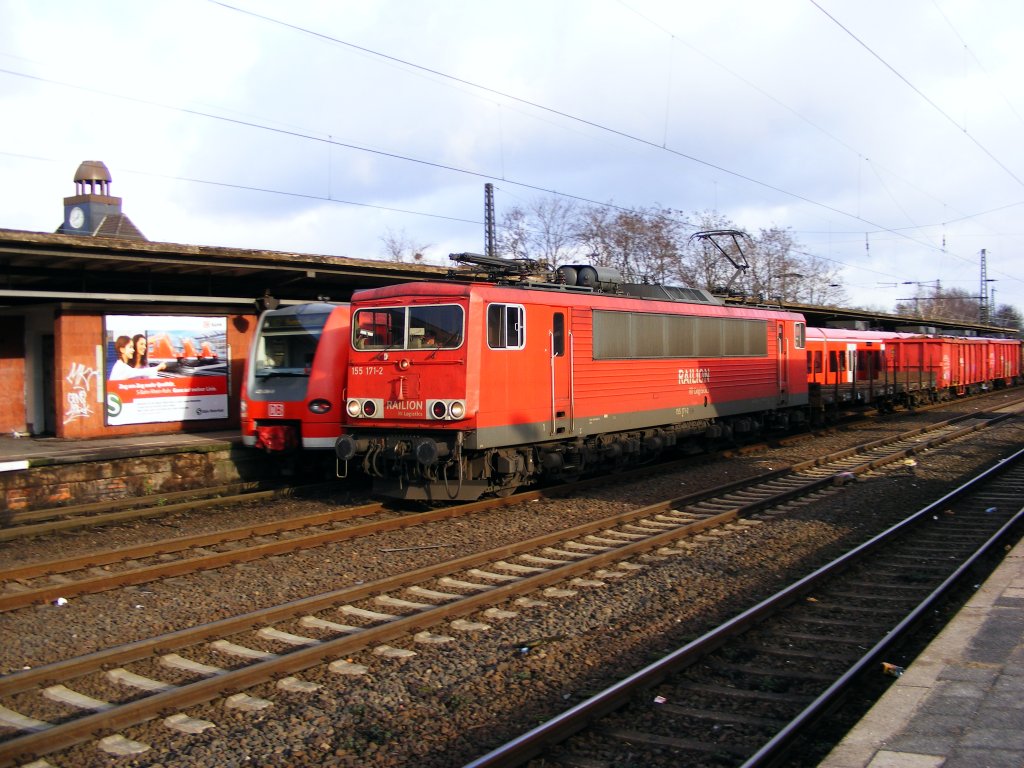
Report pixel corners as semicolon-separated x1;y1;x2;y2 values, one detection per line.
58;160;146;240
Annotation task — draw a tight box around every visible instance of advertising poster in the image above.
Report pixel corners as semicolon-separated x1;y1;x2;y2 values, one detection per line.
104;315;228;425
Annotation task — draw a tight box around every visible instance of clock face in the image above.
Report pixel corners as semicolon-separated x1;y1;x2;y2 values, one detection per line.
69;206;85;229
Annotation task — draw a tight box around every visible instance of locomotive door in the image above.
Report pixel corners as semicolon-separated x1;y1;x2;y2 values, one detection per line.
777;323;789;405
550;309;572;435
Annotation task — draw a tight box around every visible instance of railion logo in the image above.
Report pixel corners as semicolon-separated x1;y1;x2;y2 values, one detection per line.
678;368;711;385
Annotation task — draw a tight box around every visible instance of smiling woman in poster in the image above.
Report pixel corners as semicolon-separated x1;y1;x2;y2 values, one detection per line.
109;336;165;380
131;334;167;373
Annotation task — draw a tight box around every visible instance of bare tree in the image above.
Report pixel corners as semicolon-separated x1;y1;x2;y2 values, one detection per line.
496;206;530;260
572;203;685;282
495;197;586;266
744;227;804;301
574;204;615;269
376;195;870;313
895;286;980;322
991;304;1023;337
530;196;583;267
380;227;431;264
790;252;847;306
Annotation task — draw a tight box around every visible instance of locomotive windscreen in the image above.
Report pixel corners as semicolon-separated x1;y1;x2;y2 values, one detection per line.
353;304;464;350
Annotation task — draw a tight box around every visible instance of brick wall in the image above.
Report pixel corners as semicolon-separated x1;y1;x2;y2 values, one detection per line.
0;443;314;515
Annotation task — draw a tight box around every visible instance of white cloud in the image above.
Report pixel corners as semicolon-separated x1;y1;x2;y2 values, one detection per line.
1;0;1021;313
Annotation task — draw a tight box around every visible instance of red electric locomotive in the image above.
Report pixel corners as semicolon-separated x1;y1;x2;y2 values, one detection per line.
335;263;808;500
241;302;351;452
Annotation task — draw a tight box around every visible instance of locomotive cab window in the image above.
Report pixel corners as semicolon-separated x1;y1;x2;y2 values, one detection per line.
352;304;463;350
487;304;525;350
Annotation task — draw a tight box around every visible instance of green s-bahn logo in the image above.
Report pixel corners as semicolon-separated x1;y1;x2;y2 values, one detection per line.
106;393;123;417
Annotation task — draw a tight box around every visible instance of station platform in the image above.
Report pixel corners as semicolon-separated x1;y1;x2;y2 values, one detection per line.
820;535;1024;768
0;430;240;468
0;430;272;513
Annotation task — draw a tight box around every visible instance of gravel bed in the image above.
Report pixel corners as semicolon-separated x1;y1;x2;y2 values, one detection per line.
0;395;1021;767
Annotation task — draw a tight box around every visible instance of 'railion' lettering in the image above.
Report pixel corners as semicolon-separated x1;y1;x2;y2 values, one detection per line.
678;368;711;385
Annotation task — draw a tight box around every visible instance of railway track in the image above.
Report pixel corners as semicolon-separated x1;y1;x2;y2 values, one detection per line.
0;409;1008;613
0;410;1016;765
465;447;1024;768
6;389;1021;544
0;481;334;541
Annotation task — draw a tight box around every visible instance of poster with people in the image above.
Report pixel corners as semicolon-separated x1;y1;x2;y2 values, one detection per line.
104;315;228;425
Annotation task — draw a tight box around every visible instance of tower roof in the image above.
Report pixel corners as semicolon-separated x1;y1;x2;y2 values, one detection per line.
74;160;112;183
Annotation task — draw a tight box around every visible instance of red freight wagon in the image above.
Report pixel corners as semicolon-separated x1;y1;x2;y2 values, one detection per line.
940;337;1020;394
337;279;808;500
241;302;350;452
888;335;976;399
804;328;909;412
987;338;1022;386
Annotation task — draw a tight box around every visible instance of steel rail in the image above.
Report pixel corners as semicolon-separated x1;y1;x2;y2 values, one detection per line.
0;411;1013;763
2;409;999;612
462;445;1024;768
0;481;338;541
0;506;739;767
0;413;1014;764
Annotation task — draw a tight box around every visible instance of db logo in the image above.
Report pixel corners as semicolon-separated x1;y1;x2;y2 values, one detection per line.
268;403;285;417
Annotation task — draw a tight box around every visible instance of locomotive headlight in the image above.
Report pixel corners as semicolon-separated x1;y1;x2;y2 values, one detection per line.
308;399;332;415
346;398;384;419
427;399;467;420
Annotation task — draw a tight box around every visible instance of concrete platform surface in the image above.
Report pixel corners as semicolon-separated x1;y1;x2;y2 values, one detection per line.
820;537;1024;768
0;430;239;467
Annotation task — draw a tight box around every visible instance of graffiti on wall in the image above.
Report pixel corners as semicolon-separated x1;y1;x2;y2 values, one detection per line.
63;361;101;424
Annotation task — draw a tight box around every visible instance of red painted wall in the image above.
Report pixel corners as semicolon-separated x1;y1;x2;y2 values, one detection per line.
0;315;27;433
54;311;254;439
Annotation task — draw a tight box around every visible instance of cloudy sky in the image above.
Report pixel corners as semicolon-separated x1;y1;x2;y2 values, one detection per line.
2;0;1023;315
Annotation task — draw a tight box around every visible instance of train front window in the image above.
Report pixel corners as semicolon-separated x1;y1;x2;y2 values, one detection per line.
353;304;463;350
253;311;331;378
409;305;463;349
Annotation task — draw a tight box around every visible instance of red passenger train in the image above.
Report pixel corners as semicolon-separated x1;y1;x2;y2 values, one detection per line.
241;302;351;453
334;274;809;500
